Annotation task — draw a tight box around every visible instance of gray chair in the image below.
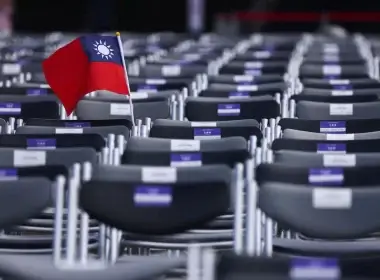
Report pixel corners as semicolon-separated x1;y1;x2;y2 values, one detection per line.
185;96;280;122
0;177;59;254
0;94;58;102
301;87;380;97
206;82;285;95
0;177;52;230
296;101;380;120
0;253;186;280
20;165;231;280
122;136;248;167
96;90;181;100
16;125;130;139
10;81;49;88
0;147;97;168
150;119;261;141
138;63;206;78
0;147;98;253
282;129;380;141
274;150;380;167
208;74;283;85
78;164;233;256
258;181;380;256
75;99;170;121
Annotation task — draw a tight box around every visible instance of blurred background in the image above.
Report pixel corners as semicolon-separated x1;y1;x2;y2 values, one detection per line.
3;0;380;34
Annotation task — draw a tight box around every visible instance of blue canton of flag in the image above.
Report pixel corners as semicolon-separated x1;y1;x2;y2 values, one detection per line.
79;35;124;64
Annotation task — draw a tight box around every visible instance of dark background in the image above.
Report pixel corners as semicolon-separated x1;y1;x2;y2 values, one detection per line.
12;0;380;34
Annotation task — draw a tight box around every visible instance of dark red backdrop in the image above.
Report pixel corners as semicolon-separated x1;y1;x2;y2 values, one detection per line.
12;0;380;33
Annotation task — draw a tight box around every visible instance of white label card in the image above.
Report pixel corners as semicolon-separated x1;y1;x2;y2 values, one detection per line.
326;134;355;141
142;167;177;183
55;128;84;134
184;53;201;60
323;44;339;54
170;139;200;151
110;103;131;116
131;92;149;99
162;65;181;76
325;43;338;48
324;48;339;53
253;50;271;59
170;153;202;167
323;154;356;167
323;65;341;75
13;150;46;167
2;63;21;75
123;49;136;56
329;104;353;116
190;122;217;127
324;55;339;61
331;90;353;96
233;75;254;82
245;61;263;68
137;88;157;93
237;85;258;91
146;79;166;85
170;160;202;167
290;258;341;279
329;79;350;85
312;188;352;209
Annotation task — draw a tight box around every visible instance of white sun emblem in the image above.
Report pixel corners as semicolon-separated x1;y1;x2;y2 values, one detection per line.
93;40;114;59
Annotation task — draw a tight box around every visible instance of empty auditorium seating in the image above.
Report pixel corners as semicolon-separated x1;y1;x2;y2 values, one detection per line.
0;29;379;280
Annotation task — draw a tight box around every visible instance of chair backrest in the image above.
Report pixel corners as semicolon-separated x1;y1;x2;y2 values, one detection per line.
80;165;231;234
185;96;280;122
150;119;261;141
0;177;51;229
0;134;106;151
16;125;130;139
282;129;380;141
122;136;248;167
274;150;380;167
0;147;97;168
296;101;380;120
76;99;171;121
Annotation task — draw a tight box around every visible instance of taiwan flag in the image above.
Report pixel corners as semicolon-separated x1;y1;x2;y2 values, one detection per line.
43;34;130;115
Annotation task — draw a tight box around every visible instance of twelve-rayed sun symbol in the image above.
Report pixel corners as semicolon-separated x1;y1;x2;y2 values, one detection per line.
93;40;114;59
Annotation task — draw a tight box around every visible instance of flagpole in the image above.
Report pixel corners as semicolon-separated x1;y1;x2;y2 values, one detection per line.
116;32;135;128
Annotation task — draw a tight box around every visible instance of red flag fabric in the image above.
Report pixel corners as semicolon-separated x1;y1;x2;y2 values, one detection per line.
43;35;129;115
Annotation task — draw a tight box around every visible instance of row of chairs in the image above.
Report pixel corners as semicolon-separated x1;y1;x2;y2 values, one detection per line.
217;34;380;280
0;30;379;280
0;31;248;280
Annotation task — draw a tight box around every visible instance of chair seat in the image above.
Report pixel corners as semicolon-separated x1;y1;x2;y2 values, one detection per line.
200;218;233;230
24;218;99;228
15;225;98;233
0;233;98;251
274;238;380;257
125;230;232;243
0;254;185;280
